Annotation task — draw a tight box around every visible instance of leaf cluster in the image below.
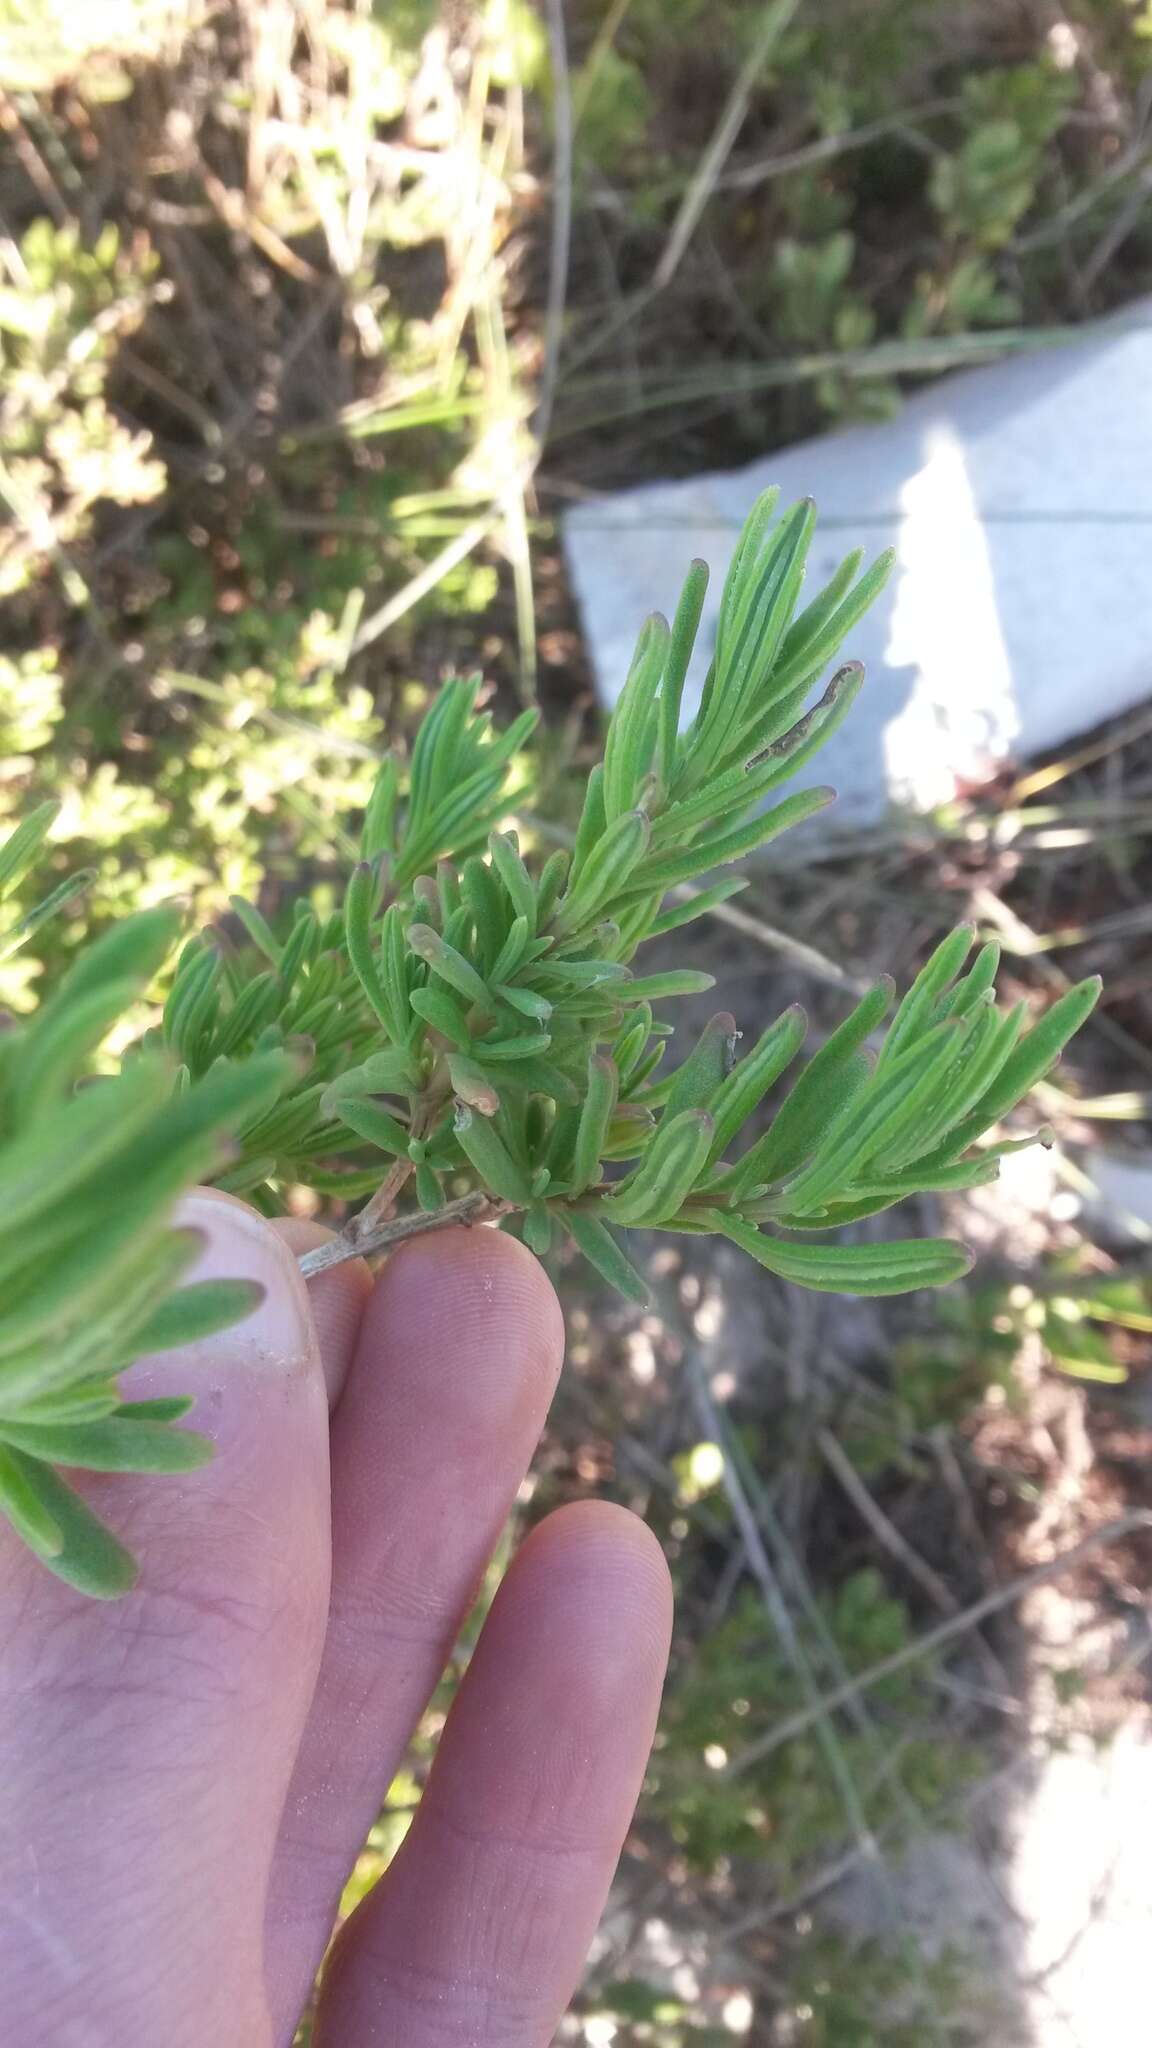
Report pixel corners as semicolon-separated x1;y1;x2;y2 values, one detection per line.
0;489;1099;1594
0;813;291;1593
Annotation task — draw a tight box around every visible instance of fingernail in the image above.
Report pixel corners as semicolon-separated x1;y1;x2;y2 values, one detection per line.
177;1191;317;1376
122;1191;321;1441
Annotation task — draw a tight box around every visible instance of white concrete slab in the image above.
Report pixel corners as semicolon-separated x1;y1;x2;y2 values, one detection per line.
563;304;1152;827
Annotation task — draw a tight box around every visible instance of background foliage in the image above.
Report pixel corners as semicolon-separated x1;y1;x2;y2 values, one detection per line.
3;2;1152;2041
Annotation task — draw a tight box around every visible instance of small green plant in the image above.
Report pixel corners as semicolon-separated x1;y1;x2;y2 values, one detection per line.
0;218;165;600
649;1573;973;1876
0;490;1099;1593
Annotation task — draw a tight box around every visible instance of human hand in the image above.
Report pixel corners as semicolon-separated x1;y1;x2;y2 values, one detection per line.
1;1190;672;2045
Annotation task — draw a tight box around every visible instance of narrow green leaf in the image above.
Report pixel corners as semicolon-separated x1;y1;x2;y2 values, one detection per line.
714;1214;974;1295
648;876;748;938
492;1056;582;1105
472;1031;553;1062
707;1004;808;1160
768;547;895;700
535;848;570;926
277;909;320;988
876;1001;1023;1171
0;1054;171;1235
53;905;181;1009
875;924;975;1075
410;984;472;1047
630;786;835;897
345;861;392;1028
320;1049;419;1109
711;1050;869;1205
116;1397;196;1423
408;923;491;1010
489;913;533;986
489;832;537;931
333;1097;411;1155
0;1448;137;1595
211;1156;277;1197
0;1416;214;1473
438;860;463;927
0;1441;63;1553
8;1381;121;1427
607;1108;715;1225
936;942;1001;1021
453;1104;533;1201
13;977;152;1120
774;546;863;672
495;983;553;1022
626;970;716;1002
521;1204;554;1256
0;802;58;897
131;1279;265;1355
558;808;651;929
603;613;671;821
710;498;816;746
663;1014;738;1120
769;1154;1003;1228
659;559;710;790
415;1160;445;1211
571;1053;619;1195
460;854;507;970
732;981;892;1187
945;977;1102;1153
601;1104;657;1157
614;1005;654;1088
361;754;400;859
446;1053;501;1116
0;869;94;962
229;894;283;966
540;957;629;988
778;1018;967;1217
212;970;283;1056
570;762;607;879
565;1210;650;1304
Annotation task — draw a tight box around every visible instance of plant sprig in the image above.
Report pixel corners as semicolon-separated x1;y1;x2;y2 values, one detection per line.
0;489;1100;1593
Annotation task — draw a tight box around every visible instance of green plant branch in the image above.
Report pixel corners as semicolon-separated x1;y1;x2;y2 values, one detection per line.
0;487;1101;1594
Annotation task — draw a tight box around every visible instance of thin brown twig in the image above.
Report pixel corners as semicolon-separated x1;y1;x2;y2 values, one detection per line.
297;1189;510;1278
345;1154;416;1248
817;1427;959;1616
676;884;870;993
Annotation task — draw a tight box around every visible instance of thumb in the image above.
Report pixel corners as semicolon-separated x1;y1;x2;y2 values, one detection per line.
0;1189;332;2048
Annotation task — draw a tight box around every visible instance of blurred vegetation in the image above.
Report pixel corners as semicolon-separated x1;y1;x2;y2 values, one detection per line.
3;1;1151;2041
557;0;1152;464
0;0;532;1012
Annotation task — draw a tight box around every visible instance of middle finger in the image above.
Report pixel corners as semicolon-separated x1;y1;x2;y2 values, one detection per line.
264;1225;564;2037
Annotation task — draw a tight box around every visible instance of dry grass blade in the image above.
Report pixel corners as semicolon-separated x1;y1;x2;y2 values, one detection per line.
650;0;801;293
817;1428;959;1615
973;886;1152;1081
350;516;497;656
726;1512;1152;1777
533;0;574;451
689;1357;951;2042
680;883;871;992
